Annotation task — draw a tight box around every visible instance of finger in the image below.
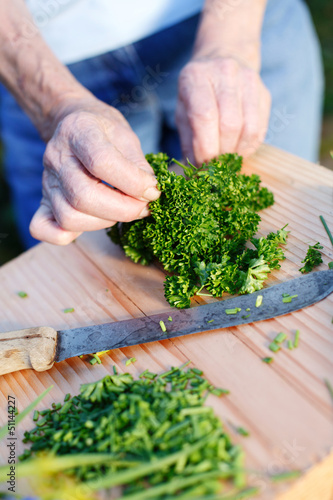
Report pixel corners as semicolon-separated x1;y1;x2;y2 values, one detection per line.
67;125;160;202
104;126;154;175
29;199;82;246
43;173;120;232
48;157;151;222
236;70;261;157
258;84;271;144
214;60;243;153
177;64;220;164
175;100;196;164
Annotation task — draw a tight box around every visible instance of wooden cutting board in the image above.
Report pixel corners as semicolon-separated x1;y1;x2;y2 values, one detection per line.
0;145;333;499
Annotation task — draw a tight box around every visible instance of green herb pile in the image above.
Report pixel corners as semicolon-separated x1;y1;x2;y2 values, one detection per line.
299;242;323;273
20;364;249;499
108;153;289;308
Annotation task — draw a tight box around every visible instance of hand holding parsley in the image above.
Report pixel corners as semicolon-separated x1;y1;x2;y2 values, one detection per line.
176;58;271;164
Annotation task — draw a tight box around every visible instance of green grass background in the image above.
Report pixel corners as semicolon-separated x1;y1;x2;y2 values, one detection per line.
0;1;332;265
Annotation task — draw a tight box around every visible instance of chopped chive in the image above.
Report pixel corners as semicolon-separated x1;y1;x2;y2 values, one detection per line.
190;367;203;375
319;215;333;247
17;291;28;298
33;411;39;422
282;293;290;298
274;332;287;344
294;329;300;348
63;308;75;313
139;369;156;380
324;379;333;404
64;393;71;402
255;295;263;307
89;354;102;365
210;388;230;397
328;262;333;270
282;297;292;303
241;314;251;320
236;427;250;437
270;470;301;482
287;340;294;350
245;308;250;312
179;361;192;370
262;357;273;364
207;319;214;323
168;316;173;321
125;357;137;366
159;320;167;333
269;342;281;353
225;308;241;315
17;364;249;494
113;366;118;375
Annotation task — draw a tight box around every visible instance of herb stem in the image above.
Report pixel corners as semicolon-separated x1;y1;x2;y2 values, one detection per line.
117;470;226;500
320;215;333;247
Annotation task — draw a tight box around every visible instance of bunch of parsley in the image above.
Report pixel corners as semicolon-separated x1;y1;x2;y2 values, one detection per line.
108;153;289;308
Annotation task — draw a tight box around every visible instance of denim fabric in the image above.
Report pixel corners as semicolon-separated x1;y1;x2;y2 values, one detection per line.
0;0;324;249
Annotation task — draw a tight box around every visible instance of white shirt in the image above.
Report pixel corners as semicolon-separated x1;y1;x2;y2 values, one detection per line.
25;0;204;65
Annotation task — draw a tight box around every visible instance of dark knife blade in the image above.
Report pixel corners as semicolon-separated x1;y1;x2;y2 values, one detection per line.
55;270;333;362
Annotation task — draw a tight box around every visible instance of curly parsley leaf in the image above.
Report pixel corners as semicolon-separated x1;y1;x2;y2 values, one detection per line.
299;242;323;274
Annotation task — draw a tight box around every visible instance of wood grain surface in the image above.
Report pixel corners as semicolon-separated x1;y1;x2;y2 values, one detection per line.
0;145;332;499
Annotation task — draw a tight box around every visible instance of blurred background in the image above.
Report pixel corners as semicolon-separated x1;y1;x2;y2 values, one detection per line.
0;0;332;266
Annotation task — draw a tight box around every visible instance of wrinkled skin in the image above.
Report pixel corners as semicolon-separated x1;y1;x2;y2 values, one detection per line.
176;57;271;164
30;100;160;245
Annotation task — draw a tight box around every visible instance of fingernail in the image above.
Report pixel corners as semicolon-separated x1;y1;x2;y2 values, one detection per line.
139;206;150;219
142;186;160;202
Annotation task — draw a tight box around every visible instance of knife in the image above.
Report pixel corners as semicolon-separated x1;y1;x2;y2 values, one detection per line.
1;270;332;376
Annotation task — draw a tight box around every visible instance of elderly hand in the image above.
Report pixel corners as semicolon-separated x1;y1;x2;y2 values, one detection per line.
176;57;271;164
30;98;160;245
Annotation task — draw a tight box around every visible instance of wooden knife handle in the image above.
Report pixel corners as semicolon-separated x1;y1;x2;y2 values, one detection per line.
0;327;58;375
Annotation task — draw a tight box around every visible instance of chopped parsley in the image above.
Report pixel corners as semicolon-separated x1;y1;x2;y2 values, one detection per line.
299;242;323;274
